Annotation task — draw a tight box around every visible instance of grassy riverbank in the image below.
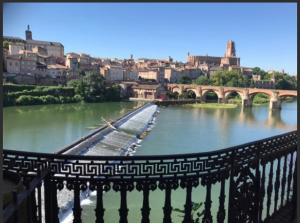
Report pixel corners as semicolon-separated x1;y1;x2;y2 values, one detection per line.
183;103;238;109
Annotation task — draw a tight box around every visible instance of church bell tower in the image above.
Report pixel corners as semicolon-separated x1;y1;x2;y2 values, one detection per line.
225;40;236;57
25;25;32;40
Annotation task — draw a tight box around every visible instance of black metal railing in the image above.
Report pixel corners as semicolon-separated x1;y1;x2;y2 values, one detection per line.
3;131;297;223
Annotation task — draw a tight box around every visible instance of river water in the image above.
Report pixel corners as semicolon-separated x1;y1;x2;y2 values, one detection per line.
3;100;297;222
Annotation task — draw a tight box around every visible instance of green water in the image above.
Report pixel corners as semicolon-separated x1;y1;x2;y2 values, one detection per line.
79;101;297;223
3;100;297;222
3;101;143;153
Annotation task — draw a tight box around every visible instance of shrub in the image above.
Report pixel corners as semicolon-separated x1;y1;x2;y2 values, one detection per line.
44;95;60;104
3;84;36;93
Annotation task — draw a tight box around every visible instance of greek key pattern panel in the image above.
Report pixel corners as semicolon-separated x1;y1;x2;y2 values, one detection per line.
3;131;297;182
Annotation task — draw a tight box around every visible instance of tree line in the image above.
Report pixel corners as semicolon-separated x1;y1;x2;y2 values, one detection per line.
177;68;297;90
4;71;122;106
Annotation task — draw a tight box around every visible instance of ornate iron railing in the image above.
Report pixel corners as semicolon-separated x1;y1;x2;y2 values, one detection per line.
3;131;297;223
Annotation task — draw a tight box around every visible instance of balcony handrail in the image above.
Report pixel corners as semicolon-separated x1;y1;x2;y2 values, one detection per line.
3;130;297;223
3;130;296;160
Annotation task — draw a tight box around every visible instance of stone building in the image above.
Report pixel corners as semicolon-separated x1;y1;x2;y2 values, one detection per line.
187;40;240;68
138;68;165;83
47;64;68;78
164;67;204;83
4;25;64;58
123;69;138;81
100;65;124;82
131;84;165;100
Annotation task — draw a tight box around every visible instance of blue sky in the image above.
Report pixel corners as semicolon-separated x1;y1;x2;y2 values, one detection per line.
3;3;297;75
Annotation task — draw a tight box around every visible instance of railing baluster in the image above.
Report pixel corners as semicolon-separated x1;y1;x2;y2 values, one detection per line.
162;186;172;223
182;181;193;223
259;162;266;222
51;180;59;223
141;187;150;223
95;185;105;223
274;158;281;212
44;177;52;223
31;188;38;223
73;183;82;223
119;187;129;223
217;178;226;223
26;182;33;223
37;184;42;223
13;191;19;223
202;183;212;223
287;152;294;201
280;155;287;208
266;160;274;218
292;159;297;219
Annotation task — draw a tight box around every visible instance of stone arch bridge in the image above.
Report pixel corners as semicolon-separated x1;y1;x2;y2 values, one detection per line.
167;84;297;109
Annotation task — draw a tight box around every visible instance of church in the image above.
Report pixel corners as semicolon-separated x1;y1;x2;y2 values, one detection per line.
4;25;64;58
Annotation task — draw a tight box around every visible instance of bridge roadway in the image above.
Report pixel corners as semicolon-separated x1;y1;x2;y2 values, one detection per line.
167;84;297;109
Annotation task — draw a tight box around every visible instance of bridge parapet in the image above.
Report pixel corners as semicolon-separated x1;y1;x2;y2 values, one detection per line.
166;84;297;109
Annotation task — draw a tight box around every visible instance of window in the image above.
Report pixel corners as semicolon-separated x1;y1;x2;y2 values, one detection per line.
9;62;12;66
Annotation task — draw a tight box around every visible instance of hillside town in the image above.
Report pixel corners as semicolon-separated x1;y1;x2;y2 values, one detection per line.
3;25;294;101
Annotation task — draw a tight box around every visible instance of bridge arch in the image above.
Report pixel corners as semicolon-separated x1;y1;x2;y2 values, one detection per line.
278;93;297;98
224;90;244;101
171;86;182;95
183;88;199;98
202;89;221;102
202;89;222;98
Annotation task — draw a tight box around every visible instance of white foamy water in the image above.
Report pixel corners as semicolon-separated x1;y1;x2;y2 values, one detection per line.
58;104;159;223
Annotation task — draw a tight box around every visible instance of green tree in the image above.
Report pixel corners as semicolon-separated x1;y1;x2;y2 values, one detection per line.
211;71;225;86
194;76;213;85
3;40;9;50
178;76;192;84
252;67;268;80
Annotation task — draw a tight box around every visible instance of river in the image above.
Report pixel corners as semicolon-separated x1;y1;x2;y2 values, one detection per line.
3;100;297;222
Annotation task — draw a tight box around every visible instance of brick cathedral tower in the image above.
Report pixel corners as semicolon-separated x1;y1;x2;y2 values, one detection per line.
225;40;236;57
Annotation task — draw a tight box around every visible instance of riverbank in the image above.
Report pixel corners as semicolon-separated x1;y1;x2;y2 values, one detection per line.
3;79;122;107
182;103;238;109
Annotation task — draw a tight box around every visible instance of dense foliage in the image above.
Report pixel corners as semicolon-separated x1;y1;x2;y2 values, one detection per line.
67;71;121;102
178;76;192;84
3;84;81;106
4;72;122;106
192;68;296;90
193;70;252;88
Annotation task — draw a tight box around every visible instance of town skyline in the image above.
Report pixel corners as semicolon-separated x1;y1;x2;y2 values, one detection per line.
4;3;297;75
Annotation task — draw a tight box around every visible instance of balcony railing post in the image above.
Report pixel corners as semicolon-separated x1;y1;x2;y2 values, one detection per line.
44;176;59;223
217;178;226;223
95;185;105;223
159;180;178;223
141;187;150;223
136;180;157;223
259;160;266;222
254;146;261;223
274;157;281;212
227;150;236;223
181;179;194;223
44;176;52;223
202;182;212;223
287;152;294;202
51;180;59;223
73;182;82;223
266;160;274;218
280;154;288;208
292;158;297;219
